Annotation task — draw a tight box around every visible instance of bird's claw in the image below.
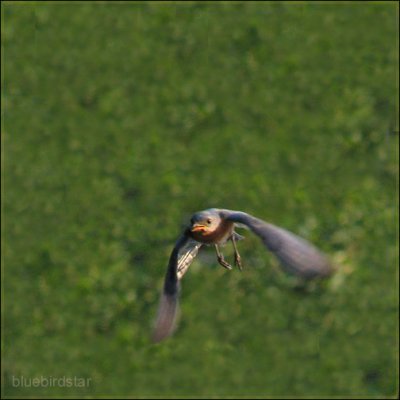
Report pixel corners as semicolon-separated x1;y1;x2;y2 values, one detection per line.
235;255;243;271
217;256;233;270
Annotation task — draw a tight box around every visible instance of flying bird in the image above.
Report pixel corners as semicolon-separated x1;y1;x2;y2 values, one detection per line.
152;208;332;343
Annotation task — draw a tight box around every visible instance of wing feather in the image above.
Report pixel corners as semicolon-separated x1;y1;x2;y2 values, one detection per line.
152;231;202;343
223;210;332;279
177;239;202;280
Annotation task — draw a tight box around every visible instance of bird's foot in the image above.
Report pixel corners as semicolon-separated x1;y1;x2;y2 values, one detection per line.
217;256;233;270
235;254;243;271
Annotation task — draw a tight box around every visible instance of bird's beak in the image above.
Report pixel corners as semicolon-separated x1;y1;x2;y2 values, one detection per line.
191;223;206;232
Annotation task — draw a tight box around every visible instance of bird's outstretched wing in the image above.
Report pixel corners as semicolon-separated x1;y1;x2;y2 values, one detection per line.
152;231;202;343
177;238;203;280
223;210;332;279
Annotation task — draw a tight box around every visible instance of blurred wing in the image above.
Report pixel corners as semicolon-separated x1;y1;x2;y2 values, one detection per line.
224;211;332;279
152;231;202;343
177;239;202;280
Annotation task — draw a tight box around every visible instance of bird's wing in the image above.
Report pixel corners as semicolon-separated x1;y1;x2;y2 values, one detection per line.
152;231;202;343
176;238;203;280
223;210;332;279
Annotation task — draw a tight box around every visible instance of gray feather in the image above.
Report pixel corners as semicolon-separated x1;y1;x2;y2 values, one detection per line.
152;232;202;343
177;240;202;280
152;292;179;343
224;210;332;279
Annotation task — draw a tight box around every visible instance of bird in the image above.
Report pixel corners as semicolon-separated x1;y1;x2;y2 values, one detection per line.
152;208;333;343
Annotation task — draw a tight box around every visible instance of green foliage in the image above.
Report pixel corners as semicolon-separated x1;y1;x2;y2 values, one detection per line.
2;1;398;398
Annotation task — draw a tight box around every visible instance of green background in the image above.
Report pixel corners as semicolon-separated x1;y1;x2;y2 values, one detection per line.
2;1;399;398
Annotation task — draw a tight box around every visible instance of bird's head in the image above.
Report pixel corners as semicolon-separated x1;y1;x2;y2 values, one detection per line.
189;209;221;236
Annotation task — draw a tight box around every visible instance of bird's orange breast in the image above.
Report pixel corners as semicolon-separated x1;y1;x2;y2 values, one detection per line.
190;220;235;244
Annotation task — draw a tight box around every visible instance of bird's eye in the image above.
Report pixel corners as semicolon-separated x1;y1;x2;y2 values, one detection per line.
207;218;212;225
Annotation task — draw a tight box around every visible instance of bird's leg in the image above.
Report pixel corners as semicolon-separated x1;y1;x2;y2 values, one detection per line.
215;245;232;270
231;236;243;271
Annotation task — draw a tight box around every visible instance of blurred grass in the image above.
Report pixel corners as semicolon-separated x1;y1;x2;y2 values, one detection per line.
2;1;399;398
